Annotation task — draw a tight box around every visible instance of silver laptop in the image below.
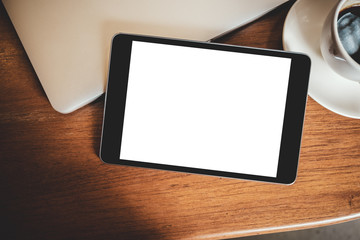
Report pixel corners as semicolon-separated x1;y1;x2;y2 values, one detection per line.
3;0;287;113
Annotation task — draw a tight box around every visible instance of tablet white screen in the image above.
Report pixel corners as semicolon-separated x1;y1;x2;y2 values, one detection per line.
119;41;291;178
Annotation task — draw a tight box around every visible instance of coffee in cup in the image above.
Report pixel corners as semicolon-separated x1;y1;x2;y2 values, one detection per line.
321;0;360;82
337;5;360;64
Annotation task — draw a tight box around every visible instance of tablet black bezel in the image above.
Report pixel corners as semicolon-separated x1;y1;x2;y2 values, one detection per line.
100;33;311;184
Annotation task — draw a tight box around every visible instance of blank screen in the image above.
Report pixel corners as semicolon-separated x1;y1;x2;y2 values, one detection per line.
119;41;291;178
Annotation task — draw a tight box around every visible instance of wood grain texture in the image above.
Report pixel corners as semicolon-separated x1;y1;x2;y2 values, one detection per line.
1;1;360;239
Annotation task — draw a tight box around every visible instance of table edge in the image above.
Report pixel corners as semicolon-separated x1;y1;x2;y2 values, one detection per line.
193;213;360;239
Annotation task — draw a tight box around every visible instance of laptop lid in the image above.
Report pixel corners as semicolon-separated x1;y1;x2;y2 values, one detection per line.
3;0;287;113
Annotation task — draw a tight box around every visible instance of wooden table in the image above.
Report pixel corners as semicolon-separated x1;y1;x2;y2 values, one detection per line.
1;1;360;239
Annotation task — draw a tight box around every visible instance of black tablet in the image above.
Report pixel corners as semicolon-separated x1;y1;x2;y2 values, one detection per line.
100;33;311;184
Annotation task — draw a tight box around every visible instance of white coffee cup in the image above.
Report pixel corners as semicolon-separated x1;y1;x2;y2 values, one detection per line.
321;0;360;82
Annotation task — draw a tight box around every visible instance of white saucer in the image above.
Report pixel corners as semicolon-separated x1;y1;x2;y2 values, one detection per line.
283;0;360;119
